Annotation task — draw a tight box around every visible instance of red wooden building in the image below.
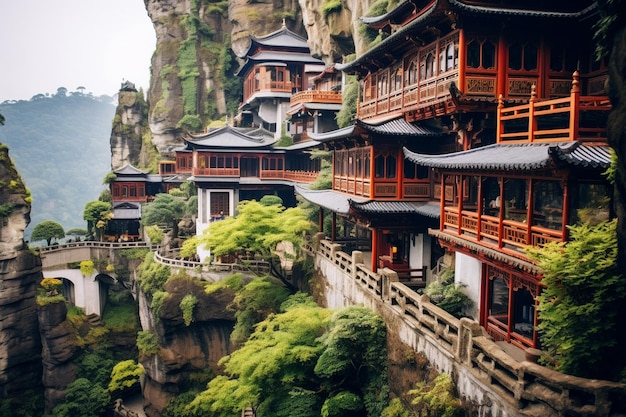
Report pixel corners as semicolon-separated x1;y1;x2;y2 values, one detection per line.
297;0;612;348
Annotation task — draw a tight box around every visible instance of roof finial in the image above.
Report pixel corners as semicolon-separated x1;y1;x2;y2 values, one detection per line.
282;18;286;28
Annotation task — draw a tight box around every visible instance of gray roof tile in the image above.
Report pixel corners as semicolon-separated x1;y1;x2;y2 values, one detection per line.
403;142;611;171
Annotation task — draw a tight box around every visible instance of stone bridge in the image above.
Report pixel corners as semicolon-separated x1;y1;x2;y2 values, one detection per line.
38;241;270;316
39;241;151;316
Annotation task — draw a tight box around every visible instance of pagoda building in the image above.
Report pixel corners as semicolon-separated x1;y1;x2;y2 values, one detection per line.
287;65;344;143
177;125;320;259
235;22;326;138
107;164;178;242
296;0;612;349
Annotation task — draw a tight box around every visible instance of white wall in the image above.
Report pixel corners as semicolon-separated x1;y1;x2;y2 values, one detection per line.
454;252;482;320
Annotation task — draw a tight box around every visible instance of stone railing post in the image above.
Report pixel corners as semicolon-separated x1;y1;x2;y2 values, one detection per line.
380;268;398;303
351;251;363;279
456;317;483;364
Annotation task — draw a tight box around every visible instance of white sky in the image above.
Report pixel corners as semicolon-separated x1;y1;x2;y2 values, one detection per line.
0;0;156;101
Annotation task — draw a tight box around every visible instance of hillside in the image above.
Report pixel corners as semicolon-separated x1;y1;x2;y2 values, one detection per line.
0;92;115;239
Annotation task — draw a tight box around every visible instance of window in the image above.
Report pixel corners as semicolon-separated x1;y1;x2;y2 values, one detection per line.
503;178;528;222
509;41;538;71
405;55;419;85
439;39;459;74
391;65;402;92
467;38;496;70
489;276;509;326
403;160;429;180
378;73;388;96
532;180;564;229
482;177;501;216
385;155;396;178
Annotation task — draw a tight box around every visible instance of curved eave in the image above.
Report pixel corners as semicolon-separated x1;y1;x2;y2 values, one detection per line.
357;117;443;137
403;142;611;172
447;0;597;19
294;185;368;214
349;200;441;219
184;126;277;149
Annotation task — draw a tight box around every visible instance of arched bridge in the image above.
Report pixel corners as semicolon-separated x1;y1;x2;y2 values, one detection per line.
38;241;270;316
39;241;151;316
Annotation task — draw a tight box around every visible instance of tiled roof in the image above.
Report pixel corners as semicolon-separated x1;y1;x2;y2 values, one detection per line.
251;26;310;49
357;118;443;136
185;125;277;149
403;142;612;171
113;164;148;176
307;126;356;142
431;229;541;274
247;50;324;64
350;200;440;218
276;140;322;151
447;0;597;18
294;185;367;214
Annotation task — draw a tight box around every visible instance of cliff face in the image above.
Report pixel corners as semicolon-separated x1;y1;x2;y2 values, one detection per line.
138;278;236;417
298;0;372;61
110;85;151;170
0;145;43;399
128;0;366;164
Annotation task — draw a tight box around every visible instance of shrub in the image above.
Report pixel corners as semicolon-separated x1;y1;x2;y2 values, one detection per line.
409;374;462;417
321;0;342;20
180;294;198;326
137;330;159;356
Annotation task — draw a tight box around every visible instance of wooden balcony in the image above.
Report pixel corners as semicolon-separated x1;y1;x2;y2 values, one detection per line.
497;71;611;144
192;167;317;183
289;90;342;107
358;71;459;122
443;207;564;261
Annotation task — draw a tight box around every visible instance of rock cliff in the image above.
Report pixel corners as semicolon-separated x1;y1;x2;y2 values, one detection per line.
110;82;151;171
138;277;236;417
110;0;368;167
0;145;43;400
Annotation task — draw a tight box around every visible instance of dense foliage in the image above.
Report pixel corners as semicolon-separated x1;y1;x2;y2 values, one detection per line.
141;193;188;238
199;199;313;288
526;220;625;380
0;92;114;238
186;296;389;417
83;200;113;241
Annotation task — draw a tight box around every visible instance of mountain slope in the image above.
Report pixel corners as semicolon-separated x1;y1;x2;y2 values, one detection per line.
0;93;115;239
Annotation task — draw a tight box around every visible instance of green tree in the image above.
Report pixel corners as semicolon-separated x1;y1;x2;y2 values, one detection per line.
30;220;65;245
187;298;389;417
229;276;292;345
315;307;389;417
50;378;109;417
187;299;331;416
526;220;625;380
199;199;313;289
108;360;144;394
83;200;112;241
141;193;187;238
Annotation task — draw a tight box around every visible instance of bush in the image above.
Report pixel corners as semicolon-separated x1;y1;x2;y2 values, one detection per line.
409;374;462;417
526;220;625;380
137;330;159;357
180;294;198;326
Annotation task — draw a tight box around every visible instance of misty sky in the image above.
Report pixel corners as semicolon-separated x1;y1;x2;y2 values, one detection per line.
0;0;155;101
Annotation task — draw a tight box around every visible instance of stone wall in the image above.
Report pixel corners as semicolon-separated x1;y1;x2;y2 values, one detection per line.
312;238;626;416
